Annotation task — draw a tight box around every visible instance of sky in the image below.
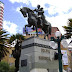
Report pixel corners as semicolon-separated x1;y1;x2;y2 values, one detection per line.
1;0;72;35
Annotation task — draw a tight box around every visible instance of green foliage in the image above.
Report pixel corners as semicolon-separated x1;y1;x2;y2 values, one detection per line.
9;33;25;44
9;65;15;72
0;61;15;72
63;19;72;39
68;19;72;27
0;61;10;72
0;29;9;61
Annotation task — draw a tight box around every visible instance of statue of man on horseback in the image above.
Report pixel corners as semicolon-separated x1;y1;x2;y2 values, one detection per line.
20;5;51;39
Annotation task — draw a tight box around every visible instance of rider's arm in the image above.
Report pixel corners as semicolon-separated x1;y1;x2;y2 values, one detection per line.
41;8;44;13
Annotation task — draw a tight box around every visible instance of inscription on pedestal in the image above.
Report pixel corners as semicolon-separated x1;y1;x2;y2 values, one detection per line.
39;56;50;60
41;48;50;53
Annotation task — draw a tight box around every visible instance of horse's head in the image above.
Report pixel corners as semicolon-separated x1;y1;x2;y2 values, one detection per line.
20;7;27;17
20;7;34;18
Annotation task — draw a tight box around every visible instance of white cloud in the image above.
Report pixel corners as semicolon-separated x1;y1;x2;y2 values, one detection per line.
9;0;72;15
46;10;72;35
9;0;72;35
16;6;23;13
9;0;72;10
3;20;18;34
16;7;20;13
9;0;29;4
16;6;28;24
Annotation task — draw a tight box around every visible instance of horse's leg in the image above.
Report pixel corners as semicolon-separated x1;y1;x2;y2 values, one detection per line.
47;34;49;40
49;25;51;35
46;25;52;40
42;28;46;39
44;34;46;39
25;24;31;34
44;26;49;39
25;25;28;34
44;33;49;39
35;22;38;37
25;25;27;32
36;26;38;37
47;26;49;40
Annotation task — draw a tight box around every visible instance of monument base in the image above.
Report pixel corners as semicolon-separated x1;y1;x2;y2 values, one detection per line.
19;36;59;72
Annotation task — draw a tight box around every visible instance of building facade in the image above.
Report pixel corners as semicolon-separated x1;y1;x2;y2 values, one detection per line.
0;1;4;29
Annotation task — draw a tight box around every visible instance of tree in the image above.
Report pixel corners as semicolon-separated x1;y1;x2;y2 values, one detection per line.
0;61;10;72
8;33;25;72
9;33;25;44
0;29;9;61
63;19;72;39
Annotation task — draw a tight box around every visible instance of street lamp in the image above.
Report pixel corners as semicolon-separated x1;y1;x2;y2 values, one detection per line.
50;31;63;72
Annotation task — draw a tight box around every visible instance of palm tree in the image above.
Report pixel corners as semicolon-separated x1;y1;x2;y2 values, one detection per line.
63;19;72;39
0;29;9;61
9;33;25;44
8;33;25;72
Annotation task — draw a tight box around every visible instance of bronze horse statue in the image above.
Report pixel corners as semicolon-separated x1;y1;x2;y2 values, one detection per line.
20;7;51;39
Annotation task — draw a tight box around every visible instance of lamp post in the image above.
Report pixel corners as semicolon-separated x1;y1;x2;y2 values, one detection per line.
51;31;63;72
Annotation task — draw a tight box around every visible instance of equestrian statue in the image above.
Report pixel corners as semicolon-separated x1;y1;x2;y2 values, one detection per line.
20;5;51;39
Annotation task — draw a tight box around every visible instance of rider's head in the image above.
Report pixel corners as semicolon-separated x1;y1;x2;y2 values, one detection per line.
37;5;40;9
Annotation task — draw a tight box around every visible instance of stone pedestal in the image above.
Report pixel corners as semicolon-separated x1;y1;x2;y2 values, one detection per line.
19;36;59;72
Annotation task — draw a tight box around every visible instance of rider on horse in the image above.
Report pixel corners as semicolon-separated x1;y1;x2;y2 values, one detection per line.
33;5;44;26
20;6;52;39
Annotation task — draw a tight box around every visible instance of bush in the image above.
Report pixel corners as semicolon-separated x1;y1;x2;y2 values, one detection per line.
0;61;10;72
9;65;15;72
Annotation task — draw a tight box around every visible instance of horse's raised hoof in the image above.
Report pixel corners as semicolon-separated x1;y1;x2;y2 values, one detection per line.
31;27;35;30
